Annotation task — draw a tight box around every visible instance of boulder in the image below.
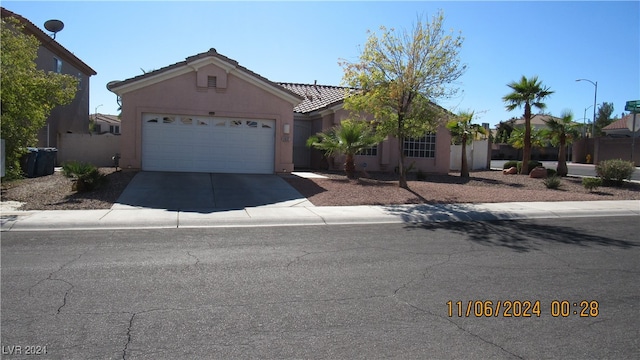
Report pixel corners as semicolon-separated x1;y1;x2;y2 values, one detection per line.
503;167;517;175
529;166;547;178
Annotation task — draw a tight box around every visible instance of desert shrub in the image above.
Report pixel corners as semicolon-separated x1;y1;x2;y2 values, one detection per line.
62;161;106;192
516;160;542;174
546;168;557;177
595;159;635;186
62;161;95;178
543;175;561;189
582;177;603;192
503;160;519;169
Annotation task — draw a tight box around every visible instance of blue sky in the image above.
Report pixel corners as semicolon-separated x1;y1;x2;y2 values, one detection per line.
4;1;639;128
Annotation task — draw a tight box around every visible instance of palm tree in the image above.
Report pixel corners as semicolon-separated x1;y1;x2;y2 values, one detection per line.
446;111;487;178
542;111;580;176
502;76;554;174
306;120;381;178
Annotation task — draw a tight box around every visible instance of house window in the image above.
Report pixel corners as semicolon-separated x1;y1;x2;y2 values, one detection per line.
358;145;378;156
208;76;217;88
53;58;62;73
403;133;436;158
94;124;101;133
110;125;120;134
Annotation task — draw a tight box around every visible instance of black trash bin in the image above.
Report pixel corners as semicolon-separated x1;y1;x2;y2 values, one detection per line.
41;148;57;175
20;148;39;178
35;149;46;177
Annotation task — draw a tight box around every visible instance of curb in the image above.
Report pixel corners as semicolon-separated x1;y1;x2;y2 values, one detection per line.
2;200;638;232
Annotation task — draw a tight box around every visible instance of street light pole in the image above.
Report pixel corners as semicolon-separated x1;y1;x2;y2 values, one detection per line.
576;79;598;137
583;105;593;138
93;104;103;134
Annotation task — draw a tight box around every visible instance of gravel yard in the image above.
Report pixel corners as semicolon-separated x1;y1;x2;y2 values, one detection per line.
1;168;137;210
283;170;640;206
2;168;639;210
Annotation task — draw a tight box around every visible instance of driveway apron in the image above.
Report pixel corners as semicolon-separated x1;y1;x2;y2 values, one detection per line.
112;172;311;211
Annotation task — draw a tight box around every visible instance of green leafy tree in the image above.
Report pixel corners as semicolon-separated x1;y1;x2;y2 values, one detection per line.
541;111;580;176
594;102;614;136
507;127;547;151
1;17;78;178
306;120;382;179
494;119;515;144
502;76;554;174
446;111;487;178
341;11;465;188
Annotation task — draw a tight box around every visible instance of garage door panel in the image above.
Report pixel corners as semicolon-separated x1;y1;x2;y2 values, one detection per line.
142;113;275;173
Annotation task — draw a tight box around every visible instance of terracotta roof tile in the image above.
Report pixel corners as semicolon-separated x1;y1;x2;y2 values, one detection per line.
278;82;350;114
603;114;636;130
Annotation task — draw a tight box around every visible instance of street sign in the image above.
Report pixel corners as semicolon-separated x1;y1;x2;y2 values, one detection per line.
625;100;640;112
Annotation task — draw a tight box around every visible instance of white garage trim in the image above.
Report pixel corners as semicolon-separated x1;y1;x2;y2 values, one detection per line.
142;113;275;174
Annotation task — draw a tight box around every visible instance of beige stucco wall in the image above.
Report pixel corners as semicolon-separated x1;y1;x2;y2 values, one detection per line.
118;63;295;172
58;133;120;167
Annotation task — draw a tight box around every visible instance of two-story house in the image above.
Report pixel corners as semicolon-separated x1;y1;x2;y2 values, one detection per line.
1;7;97;149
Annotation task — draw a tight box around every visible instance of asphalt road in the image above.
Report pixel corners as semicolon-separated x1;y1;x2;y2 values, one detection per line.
2;218;639;359
490;160;640;181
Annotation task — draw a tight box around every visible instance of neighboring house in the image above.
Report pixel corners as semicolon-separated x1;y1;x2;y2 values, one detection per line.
498;114;562;131
90;113;121;135
280;82;451;173
1;7;97;149
602;113;640;137
107;48;451;174
492;114;572;161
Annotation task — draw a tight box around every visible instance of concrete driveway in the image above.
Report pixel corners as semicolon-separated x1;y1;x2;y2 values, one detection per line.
112;172;313;211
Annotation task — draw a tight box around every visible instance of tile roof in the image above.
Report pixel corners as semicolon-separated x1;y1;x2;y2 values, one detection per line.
1;7;96;76
108;48;302;103
90;113;120;125
603;113;636;130
501;114;561;127
278;82;350;114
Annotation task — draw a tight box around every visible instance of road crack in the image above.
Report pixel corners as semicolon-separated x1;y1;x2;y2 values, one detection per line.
26;249;92;316
182;251;201;271
402;300;524;359
122;313;136;360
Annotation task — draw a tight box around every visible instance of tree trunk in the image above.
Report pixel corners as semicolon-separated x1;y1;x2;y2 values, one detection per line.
461;140;469;178
521;103;532;175
397;114;408;189
557;137;568;176
397;139;408;188
345;153;356;179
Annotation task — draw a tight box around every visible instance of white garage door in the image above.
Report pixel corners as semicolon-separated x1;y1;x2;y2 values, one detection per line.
142;113;275;174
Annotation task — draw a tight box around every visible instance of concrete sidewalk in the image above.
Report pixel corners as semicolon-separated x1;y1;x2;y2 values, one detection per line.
1;200;638;232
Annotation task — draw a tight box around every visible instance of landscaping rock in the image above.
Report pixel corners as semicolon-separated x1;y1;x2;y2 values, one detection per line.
529;166;547;178
503;167;517;175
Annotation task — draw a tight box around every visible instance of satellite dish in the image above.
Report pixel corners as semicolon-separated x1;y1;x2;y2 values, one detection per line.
44;19;64;39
